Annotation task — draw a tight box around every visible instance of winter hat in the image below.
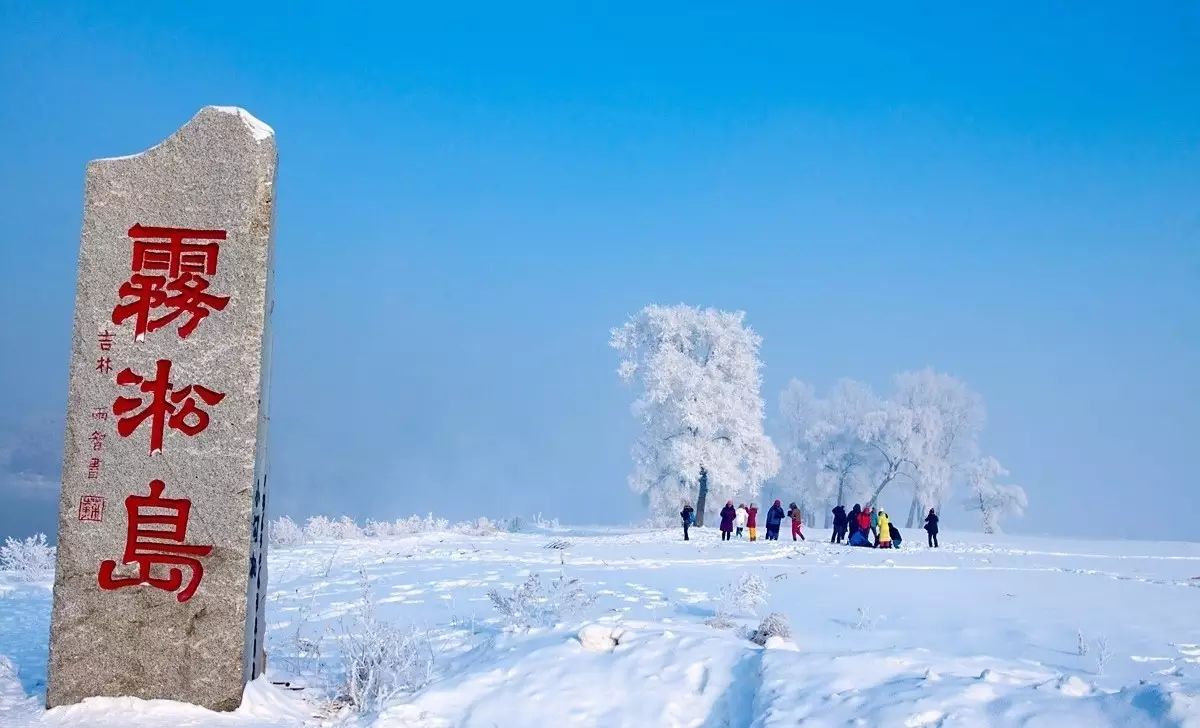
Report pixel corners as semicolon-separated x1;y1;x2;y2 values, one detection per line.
726;500;733;506
773;499;781;506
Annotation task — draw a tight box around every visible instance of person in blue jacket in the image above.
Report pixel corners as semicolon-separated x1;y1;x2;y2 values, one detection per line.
765;499;786;540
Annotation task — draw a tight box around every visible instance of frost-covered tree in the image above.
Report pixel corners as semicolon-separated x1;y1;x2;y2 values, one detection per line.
894;369;985;526
964;456;1027;533
612;304;780;526
779;379;872;525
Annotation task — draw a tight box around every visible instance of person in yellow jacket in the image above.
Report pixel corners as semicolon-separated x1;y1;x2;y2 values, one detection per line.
876;510;893;549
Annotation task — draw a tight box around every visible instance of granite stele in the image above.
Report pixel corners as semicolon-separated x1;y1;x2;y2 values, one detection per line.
46;106;277;711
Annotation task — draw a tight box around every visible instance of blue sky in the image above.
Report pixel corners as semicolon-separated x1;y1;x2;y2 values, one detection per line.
1;2;1197;540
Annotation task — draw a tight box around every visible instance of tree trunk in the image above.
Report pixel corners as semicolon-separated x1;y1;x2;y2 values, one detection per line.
906;494;920;528
868;475;892;507
694;467;708;527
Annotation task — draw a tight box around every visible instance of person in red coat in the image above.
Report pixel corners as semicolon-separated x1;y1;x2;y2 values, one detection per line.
858;507;873;546
747;503;759;541
719;501;737;542
787;502;806;541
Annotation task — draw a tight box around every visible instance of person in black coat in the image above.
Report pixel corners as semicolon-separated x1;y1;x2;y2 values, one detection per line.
680;505;695;541
923;508;940;548
831;505;848;544
847;504;862;542
888;522;902;549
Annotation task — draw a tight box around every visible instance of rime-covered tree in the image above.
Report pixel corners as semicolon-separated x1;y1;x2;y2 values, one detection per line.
856;396;940;507
612;304;779;526
893;369;985;526
964;456;1027;533
779;379;873;525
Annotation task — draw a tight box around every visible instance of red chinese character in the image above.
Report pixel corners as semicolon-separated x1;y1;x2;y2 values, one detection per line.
112;359;225;454
89;431;105;451
97;480;213;602
97;329;114;351
92;408;108;421
111;224;230;340
96;356;113;374
87;457;101;479
79;495;105;522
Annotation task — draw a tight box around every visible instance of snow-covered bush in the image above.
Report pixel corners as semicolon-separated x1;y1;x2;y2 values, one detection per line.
0;534;54;580
487;573;594;631
269;516;305;546
455;517;500;537
749;612;792;646
853;606;878;631
533;512;562;530
1077;628;1089;657
305;516;364;540
718;574;769;617
363;519;398;538
1094;636;1113;675
577;624;631;652
339;573;435;713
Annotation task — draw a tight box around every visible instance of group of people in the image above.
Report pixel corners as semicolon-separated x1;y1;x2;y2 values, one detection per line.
681;499;810;542
830;505;940;548
680;500;942;548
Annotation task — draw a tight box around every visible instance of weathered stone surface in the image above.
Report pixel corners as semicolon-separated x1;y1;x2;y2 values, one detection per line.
47;106;276;711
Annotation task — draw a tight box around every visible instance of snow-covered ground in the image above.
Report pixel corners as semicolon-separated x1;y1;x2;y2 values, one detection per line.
2;526;1199;727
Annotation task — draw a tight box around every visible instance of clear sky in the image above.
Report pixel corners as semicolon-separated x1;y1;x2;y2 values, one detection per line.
1;2;1197;540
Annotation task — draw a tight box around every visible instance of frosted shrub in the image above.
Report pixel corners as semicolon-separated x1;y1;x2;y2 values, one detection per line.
533;512;562;530
456;517;499;537
269;516;305;546
0;534;55;580
305;516;336;539
1076;628;1089;657
1095;636;1113;675
487;573;594;631
719;574;769;617
305;516;364;540
333;516;364;540
853;606;878;631
749;612;792;646
339;572;435;712
364;519;398;538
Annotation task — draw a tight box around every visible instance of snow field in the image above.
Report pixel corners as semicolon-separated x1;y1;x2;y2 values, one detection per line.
2;527;1199;726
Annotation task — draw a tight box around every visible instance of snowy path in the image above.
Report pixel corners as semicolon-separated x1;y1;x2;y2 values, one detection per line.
2;528;1199;726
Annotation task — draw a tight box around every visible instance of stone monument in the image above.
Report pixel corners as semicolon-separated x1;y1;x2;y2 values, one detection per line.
46;106;277;711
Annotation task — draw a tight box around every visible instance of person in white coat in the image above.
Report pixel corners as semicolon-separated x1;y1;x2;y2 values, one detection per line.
735;503;749;538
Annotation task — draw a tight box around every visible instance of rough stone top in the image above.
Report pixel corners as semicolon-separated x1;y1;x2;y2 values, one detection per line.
208;106;275;141
96;105;275;162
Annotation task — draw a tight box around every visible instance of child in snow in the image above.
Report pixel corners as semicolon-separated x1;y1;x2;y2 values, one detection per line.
924;508;940;548
735;504;748;538
888;522;902;549
719;501;737;541
876;510;892;548
747;503;759;541
765;500;785;540
680;504;695;541
787;502;805;541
